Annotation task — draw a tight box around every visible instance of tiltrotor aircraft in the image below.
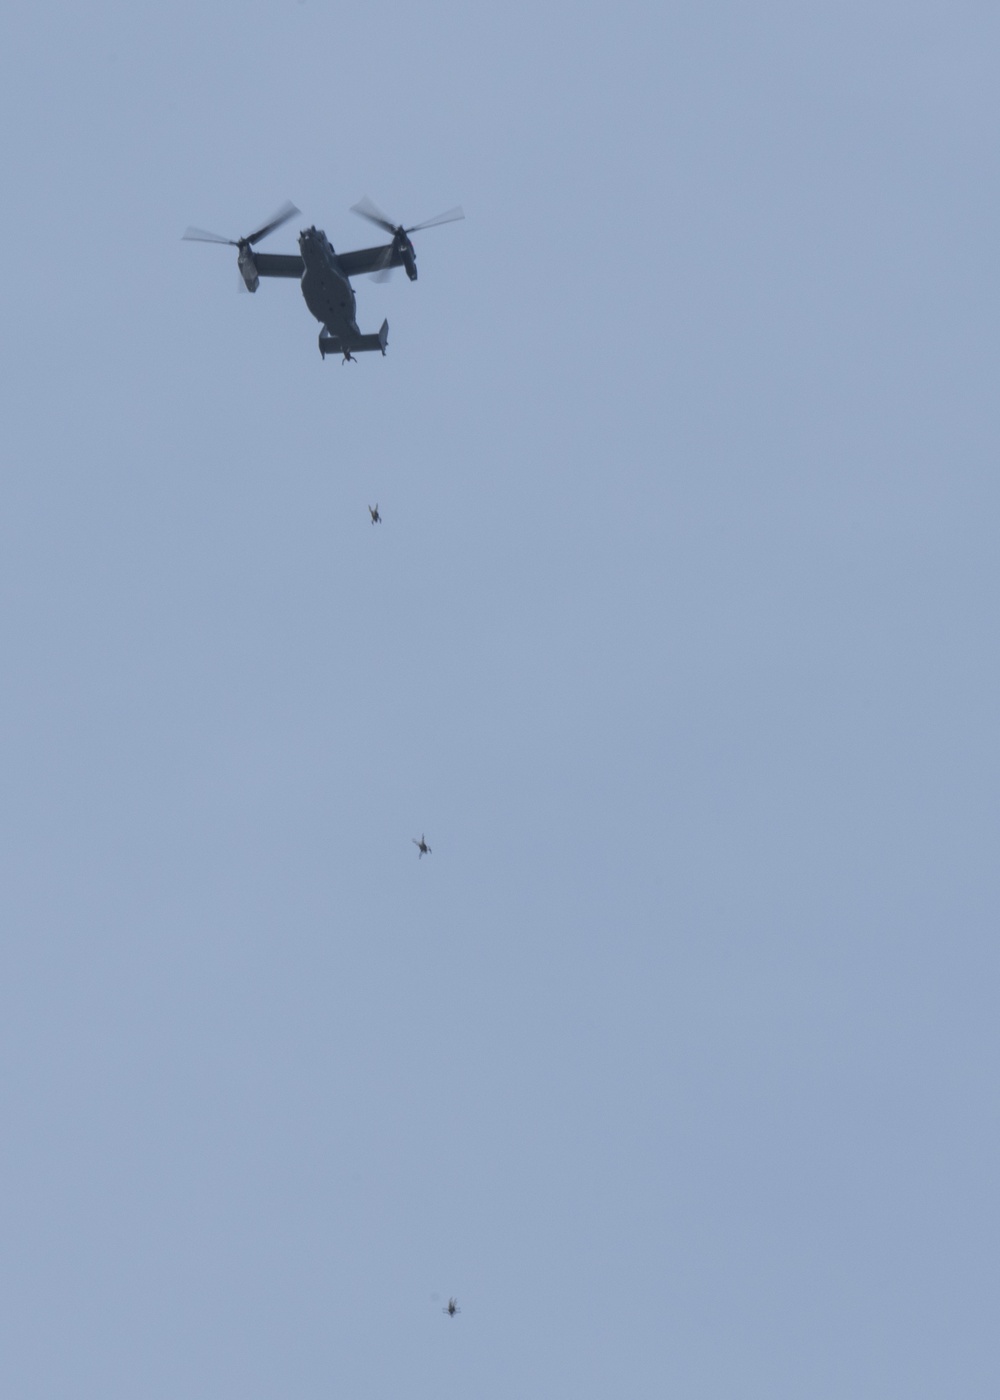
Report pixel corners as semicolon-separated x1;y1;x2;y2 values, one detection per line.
183;197;464;362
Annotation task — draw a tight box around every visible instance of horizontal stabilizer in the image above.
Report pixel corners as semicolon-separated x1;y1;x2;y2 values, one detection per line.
319;319;389;359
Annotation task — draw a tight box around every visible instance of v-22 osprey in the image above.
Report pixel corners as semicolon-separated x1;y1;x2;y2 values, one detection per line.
183;197;464;362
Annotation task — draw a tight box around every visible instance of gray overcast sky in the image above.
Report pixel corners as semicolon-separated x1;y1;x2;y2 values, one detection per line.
2;2;999;1397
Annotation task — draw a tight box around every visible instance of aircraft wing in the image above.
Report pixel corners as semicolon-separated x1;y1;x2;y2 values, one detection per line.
254;253;305;278
337;243;404;277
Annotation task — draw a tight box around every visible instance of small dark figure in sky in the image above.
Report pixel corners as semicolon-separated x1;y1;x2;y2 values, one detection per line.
369;503;381;525
443;1298;460;1316
342;349;357;364
413;834;431;858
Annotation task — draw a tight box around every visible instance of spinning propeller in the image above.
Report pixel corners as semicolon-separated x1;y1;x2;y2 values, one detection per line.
350;196;465;280
183;201;300;292
182;200;301;250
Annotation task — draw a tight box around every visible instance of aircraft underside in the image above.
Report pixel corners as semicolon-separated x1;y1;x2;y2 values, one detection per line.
300;232;388;359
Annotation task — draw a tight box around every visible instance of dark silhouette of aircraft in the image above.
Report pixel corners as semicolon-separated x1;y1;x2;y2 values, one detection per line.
369;503;381;524
443;1298;460;1316
413;835;431;858
182;196;463;361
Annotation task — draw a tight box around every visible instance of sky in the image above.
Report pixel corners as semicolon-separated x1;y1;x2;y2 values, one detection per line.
1;2;999;1397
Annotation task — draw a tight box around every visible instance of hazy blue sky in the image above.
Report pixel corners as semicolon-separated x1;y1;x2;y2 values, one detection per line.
2;3;999;1397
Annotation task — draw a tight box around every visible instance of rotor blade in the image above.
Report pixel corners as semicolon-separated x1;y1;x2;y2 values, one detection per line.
369;242;397;282
246;200;300;245
350;196;398;235
182;226;238;245
405;206;465;233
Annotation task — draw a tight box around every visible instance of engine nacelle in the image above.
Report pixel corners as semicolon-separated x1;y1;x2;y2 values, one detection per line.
238;244;259;293
390;230;418;281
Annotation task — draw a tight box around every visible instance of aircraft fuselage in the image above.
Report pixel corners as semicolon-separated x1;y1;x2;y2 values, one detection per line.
298;226;360;342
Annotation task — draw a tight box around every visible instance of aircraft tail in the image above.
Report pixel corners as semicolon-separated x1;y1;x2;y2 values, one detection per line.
319;318;388;359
